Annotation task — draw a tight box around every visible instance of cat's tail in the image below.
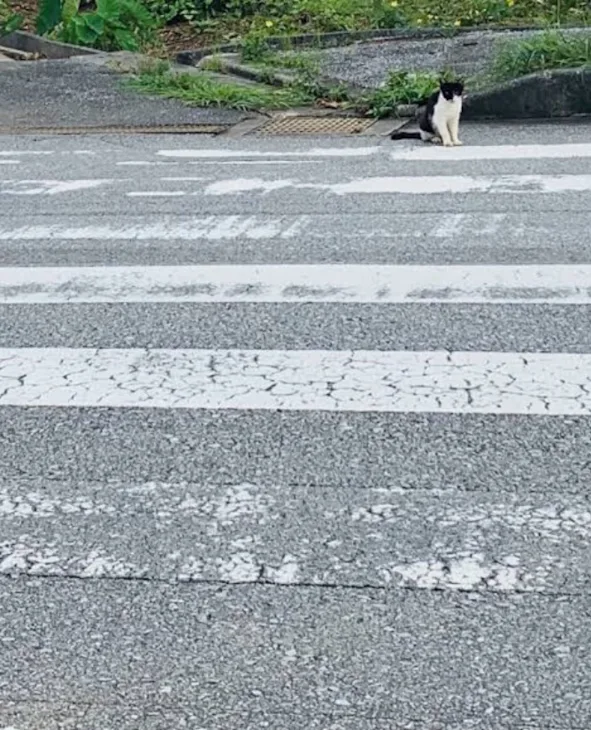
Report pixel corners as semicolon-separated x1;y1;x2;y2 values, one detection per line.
390;130;421;140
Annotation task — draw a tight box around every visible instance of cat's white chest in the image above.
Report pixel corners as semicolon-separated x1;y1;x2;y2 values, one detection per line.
433;95;462;124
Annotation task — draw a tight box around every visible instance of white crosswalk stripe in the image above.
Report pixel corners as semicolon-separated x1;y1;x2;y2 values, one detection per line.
1;138;590;596
3;134;591;729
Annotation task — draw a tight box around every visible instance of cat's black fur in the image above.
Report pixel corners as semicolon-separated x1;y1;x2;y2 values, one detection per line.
390;80;464;141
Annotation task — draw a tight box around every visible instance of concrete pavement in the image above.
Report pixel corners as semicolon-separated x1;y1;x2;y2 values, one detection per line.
0;55;250;130
1;120;591;729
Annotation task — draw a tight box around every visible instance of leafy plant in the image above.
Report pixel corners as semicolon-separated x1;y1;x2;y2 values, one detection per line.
240;28;272;62
0;3;23;37
143;0;202;24
36;0;62;35
36;0;155;51
491;29;591;80
364;69;439;117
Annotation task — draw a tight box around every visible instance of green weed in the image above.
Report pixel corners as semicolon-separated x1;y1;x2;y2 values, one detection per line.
491;29;591;80
0;0;22;37
363;69;440;117
36;0;156;50
127;64;315;110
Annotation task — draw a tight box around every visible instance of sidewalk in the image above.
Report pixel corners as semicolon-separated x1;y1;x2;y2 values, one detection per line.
0;54;250;131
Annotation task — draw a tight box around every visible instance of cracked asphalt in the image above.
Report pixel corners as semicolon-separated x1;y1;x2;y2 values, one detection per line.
1;121;591;729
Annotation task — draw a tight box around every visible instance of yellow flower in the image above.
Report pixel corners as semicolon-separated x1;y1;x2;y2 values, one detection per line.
390;1;398;7
265;20;274;27
506;0;514;6
416;17;422;24
454;18;461;25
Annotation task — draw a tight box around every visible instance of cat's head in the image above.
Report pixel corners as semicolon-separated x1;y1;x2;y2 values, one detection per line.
439;80;464;100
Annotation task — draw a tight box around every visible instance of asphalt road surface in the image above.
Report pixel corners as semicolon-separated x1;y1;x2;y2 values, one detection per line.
1;120;591;730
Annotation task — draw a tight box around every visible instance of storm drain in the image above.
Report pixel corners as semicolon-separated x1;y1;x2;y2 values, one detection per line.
0;124;229;135
255;115;375;136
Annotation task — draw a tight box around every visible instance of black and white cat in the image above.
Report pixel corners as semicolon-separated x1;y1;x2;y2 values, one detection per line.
391;80;464;147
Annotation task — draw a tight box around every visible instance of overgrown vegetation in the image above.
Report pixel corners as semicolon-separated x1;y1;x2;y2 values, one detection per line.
130;59;443;117
36;0;157;50
362;69;440;117
0;0;23;36
127;61;316;109
13;0;591;57
491;29;591;80
144;0;591;36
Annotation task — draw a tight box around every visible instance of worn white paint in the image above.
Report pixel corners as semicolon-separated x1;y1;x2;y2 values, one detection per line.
0;541;144;578
0;160;19;165
0;215;308;241
382;554;524;591
127;191;186;197
265;555;300;584
390;142;591;161
0;179;112;195
157;147;379;159
203;174;591;196
119;160;323;166
216;551;260;582
0;151;52;156
0;347;590;414
3;264;591;304
117;161;176;166
204;178;294;195
0;489;114;518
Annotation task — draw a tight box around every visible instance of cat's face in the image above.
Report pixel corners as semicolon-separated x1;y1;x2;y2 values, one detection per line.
440;81;464;101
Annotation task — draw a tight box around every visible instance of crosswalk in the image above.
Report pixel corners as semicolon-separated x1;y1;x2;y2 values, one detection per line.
1;133;591;727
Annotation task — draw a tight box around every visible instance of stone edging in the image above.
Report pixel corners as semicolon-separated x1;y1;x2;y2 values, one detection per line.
176;23;547;65
463;66;591;119
0;30;104;59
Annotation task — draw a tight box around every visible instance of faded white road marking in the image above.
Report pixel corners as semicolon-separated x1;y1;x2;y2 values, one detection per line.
0;160;19;165
2;264;591;304
157;147;379;159
381;554;523;591
0;179;112;195
203;174;591;196
194;160;325;165
1;481;587;591
0;216;309;241
0;151;52;156
0;347;590;414
127;191;186;197
117;161;177;167
390;142;591;161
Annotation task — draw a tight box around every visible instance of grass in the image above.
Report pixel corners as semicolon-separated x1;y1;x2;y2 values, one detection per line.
360;69;441;117
126;62;317;110
159;0;591;46
128;59;447;117
491;29;591;80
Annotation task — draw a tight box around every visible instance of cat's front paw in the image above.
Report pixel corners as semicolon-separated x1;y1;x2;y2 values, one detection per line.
453;139;464;146
442;140;454;147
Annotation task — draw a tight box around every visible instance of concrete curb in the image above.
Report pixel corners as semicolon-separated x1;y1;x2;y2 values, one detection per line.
0;30;103;59
175;23;547;66
463;67;591;119
199;54;418;118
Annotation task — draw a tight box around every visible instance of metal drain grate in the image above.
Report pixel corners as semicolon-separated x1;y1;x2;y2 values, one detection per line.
255;115;374;136
0;124;229;135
